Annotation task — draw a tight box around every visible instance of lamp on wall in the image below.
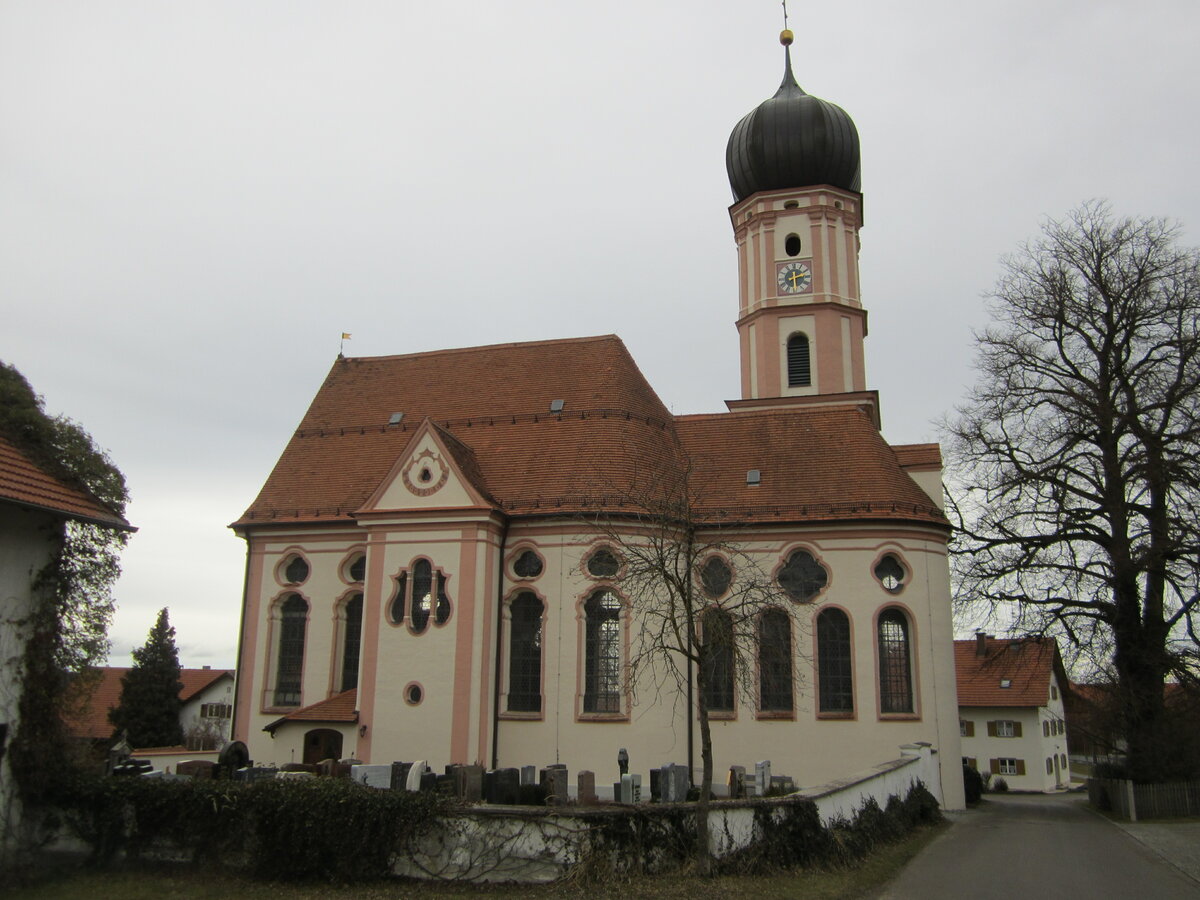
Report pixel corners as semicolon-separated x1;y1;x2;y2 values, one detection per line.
359;724;368;738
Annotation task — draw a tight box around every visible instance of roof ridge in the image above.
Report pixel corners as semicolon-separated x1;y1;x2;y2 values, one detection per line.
337;334;623;365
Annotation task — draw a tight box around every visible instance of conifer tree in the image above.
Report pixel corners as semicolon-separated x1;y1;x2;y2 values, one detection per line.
109;608;184;748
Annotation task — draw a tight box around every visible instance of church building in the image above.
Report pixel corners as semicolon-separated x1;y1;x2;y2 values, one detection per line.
231;31;965;809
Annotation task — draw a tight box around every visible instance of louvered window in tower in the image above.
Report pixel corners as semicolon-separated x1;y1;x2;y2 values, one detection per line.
787;334;811;387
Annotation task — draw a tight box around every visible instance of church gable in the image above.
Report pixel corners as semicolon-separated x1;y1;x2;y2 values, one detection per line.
359;419;493;514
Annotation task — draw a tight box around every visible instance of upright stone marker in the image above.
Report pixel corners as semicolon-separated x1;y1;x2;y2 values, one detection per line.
521;764;537;786
755;760;772;797
390;761;412;791
405;760;428;792
351;764;392;788
541;766;569;805
662;764;689;803
727;765;746;799
577;770;598;805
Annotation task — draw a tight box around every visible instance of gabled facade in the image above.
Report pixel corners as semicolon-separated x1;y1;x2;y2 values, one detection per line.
231;31;966;809
956;635;1071;791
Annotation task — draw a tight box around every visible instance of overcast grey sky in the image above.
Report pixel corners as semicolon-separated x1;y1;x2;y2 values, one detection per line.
3;1;1197;667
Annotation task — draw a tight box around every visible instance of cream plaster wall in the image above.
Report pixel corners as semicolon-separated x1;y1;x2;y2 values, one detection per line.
235;516;964;809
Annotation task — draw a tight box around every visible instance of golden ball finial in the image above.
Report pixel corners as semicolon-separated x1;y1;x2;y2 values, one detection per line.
780;29;794;46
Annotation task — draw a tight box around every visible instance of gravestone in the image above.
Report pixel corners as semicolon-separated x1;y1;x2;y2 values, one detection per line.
406;760;428;792
771;774;795;794
420;771;439;792
176;760;216;779
541;766;569;805
351;764;393;788
616;772;642;804
727;765;746;799
456;764;484;803
520;764;537;786
649;768;661;802
662;764;689;803
281;762;318;774
390;761;412;791
236;765;277;784
577;770;598;805
489;767;520;804
755;760;772;797
519;782;547;805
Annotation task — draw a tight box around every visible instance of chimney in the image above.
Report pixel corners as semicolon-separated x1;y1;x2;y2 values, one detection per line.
975;632;987;657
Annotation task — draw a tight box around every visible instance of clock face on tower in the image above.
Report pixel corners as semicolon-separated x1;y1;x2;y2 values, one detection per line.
777;260;813;295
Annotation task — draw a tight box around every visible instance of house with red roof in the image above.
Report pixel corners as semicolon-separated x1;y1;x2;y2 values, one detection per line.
66;665;236;752
1;433;132;852
956;635;1071;791
230;33;966;809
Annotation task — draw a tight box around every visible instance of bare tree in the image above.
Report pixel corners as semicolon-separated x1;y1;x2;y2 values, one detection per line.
946;201;1200;781
591;450;800;872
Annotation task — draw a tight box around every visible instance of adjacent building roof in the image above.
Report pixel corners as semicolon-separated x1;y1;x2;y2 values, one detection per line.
65;666;234;741
264;689;358;733
0;434;130;529
235;335;946;530
955;636;1063;708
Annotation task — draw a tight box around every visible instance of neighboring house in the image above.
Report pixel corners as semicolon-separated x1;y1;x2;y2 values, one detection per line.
66;666;236;751
230;36;967;809
956;635;1071;791
0;434;131;853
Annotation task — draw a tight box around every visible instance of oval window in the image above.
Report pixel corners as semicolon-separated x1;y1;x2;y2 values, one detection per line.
785;233;802;257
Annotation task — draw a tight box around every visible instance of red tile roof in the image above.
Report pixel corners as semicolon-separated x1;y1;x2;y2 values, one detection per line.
955;637;1062;708
235;336;947;529
65;666;234;740
264;689;358;733
0;435;130;528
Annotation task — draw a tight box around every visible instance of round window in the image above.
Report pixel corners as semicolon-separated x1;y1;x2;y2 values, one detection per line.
405;683;423;705
283;555;309;585
587;548;619;578
513;549;544;579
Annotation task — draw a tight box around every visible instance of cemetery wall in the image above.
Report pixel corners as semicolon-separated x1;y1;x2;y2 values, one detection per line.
391;745;938;882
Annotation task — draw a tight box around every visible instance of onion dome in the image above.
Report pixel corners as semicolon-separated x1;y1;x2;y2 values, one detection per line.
726;31;861;201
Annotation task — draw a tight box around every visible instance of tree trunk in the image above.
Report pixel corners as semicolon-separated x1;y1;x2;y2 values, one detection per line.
694;664;714;876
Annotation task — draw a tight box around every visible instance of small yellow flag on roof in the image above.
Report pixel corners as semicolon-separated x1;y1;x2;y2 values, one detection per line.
341;333;352;340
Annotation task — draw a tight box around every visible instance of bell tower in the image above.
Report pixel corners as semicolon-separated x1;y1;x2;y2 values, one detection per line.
725;31;871;418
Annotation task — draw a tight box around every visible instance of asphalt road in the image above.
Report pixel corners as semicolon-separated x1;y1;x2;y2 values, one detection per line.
873;792;1200;899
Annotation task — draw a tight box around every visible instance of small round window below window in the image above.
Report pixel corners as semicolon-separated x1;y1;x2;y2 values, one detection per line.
513;549;544;579
874;554;906;593
283;555;309;585
586;547;619;579
784;233;802;257
404;683;423;705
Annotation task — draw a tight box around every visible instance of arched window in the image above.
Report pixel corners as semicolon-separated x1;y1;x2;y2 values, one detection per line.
411;559;433;632
341;593;363;692
817;608;853;714
273;593;308;706
583;590;622;713
777;548;827;603
389;571;408;624
508;592;543;712
787;334;811;387
878;609;914;713
347;553;366;583
701;608;734;712
758;608;793;713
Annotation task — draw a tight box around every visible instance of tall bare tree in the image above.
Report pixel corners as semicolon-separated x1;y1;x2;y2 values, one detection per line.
947;202;1200;781
592;452;799;872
